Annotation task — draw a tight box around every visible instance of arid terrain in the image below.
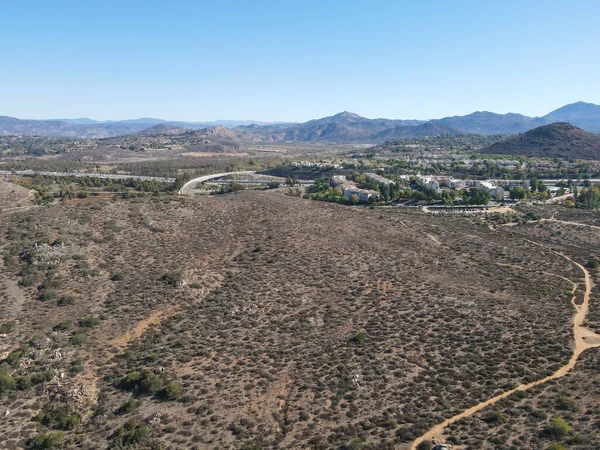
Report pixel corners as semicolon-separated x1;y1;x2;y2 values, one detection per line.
0;185;599;449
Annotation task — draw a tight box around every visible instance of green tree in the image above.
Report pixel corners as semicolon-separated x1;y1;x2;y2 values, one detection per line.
441;189;455;206
174;173;191;191
530;177;539;192
467;188;490;205
578;184;600;209
509;187;527;200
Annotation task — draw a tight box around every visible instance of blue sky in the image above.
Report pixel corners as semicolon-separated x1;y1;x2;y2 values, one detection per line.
1;0;599;121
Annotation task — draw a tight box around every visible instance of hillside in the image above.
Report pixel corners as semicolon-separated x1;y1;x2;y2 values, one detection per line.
481;122;600;159
543;101;600;132
136;124;190;136
277;111;421;143
372;122;464;140
2;188;598;449
432;111;546;135
0;116;149;139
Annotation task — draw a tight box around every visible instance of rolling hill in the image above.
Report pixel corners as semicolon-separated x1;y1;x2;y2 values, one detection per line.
481;122;600;160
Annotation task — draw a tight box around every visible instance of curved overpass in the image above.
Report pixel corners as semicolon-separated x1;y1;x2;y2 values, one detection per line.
178;171;256;194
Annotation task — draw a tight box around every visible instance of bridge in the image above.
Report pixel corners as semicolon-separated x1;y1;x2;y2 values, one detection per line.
178;171;257;194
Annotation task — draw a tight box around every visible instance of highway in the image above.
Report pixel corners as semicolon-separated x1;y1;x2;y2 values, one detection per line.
178;171;257;194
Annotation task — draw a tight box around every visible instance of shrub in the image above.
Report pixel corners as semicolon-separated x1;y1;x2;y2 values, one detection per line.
111;272;124;281
139;371;163;395
17;371;52;390
351;331;366;346
242;440;263;450
0;320;17;334
545;416;571;438
4;345;30;368
484;410;507;424
547;444;566;450
119;370;163;395
556;394;575;410
35;402;81;430
39;291;58;302
119;397;140;414
53;320;74;331
79;317;101;329
57;295;76;306
113;419;150;447
161;382;183;400
0;373;16;393
25;432;65;449
161;272;182;286
69;332;88;346
17;375;33;391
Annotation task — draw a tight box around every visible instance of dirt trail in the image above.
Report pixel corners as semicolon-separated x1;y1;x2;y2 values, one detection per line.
424;233;441;245
0;273;28;319
110;307;177;348
410;239;599;450
541;218;600;230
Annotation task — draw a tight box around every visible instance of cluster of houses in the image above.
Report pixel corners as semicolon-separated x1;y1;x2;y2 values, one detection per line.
331;173;394;202
330;172;522;202
291;161;340;169
372;154;523;171
407;175;525;200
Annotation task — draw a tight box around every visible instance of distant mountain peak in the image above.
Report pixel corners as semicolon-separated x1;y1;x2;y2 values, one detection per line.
334;111;362;118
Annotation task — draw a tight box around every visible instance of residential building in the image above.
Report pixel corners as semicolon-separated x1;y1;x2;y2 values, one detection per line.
342;185;379;202
364;172;395;187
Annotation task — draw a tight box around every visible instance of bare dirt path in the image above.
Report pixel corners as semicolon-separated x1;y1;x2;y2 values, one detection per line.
0;273;28;320
424;233;441;245
541;218;600;230
110;306;177;348
410;238;599;450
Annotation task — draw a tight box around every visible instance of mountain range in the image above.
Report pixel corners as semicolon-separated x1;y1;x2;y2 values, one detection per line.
1;101;599;141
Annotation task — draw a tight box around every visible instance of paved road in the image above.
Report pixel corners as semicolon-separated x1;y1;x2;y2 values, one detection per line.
542;179;600;186
178;171;256;194
204;179;315;186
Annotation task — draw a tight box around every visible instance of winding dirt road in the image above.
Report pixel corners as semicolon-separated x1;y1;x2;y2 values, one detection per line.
410;239;599;450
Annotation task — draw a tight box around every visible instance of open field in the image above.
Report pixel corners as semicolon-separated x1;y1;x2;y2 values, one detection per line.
0;185;598;449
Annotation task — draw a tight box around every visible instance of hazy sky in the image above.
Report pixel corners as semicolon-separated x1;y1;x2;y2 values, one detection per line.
1;0;599;122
